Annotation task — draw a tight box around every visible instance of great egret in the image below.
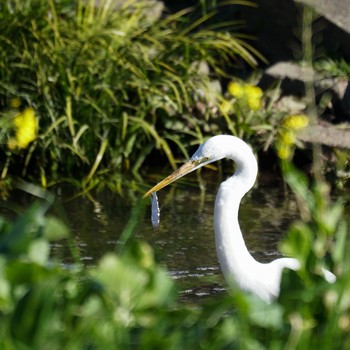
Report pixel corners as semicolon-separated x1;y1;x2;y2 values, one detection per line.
144;135;335;302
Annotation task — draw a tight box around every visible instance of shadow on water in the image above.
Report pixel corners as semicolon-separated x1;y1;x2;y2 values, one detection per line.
0;173;303;303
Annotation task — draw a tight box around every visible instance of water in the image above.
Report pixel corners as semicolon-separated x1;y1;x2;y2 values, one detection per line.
140;175;299;301
1;173;300;302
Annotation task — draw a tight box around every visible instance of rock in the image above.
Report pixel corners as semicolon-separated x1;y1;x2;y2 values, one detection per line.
274;95;307;114
265;62;313;82
261;61;350;121
298;124;350;149
260;61;311;96
295;0;350;34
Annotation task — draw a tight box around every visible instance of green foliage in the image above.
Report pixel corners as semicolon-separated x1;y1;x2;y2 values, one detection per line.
0;165;350;349
0;0;260;190
314;58;350;78
278;169;350;349
1;2;349;347
0;203;178;349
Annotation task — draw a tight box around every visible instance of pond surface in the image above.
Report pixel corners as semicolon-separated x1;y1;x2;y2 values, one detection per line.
1;172;301;303
61;172;301;302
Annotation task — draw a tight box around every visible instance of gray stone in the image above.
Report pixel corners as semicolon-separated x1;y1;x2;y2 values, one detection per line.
296;0;350;34
265;62;314;82
298;124;350;149
261;61;350;121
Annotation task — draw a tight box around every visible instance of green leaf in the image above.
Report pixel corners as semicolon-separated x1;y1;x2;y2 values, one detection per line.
43;216;69;241
280;222;313;264
247;296;283;330
28;239;50;265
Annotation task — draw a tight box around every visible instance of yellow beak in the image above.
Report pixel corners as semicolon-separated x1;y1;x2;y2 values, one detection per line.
143;160;198;198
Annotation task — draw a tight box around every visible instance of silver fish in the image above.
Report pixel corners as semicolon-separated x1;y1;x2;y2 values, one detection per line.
151;192;160;230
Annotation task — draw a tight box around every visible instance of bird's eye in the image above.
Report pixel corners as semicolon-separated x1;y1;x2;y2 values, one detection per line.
192;156;211;166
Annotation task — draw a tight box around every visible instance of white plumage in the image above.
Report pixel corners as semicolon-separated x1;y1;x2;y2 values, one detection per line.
145;135;335;302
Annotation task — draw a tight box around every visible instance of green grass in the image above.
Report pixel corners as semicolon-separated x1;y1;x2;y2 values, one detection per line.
0;0;262;192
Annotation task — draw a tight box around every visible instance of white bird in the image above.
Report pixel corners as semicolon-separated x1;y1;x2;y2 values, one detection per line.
144;135;335;302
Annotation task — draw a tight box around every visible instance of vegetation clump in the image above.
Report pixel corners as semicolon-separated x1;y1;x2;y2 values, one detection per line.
0;0;260;191
0;2;349;348
0;164;349;348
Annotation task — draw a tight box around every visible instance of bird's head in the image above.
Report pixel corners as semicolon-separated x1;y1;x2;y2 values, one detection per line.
143;135;237;197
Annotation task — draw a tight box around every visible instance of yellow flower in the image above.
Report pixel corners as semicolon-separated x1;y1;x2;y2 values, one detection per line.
277;143;292;160
220;99;232;114
245;85;263;111
8;107;37;149
246;96;261;110
228;82;263;111
276;114;309;160
282;114;309;129
244;85;263;99
228;81;244;98
279;130;295;145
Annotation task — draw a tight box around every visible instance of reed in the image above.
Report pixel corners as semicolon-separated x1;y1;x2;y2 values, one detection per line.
0;0;260;191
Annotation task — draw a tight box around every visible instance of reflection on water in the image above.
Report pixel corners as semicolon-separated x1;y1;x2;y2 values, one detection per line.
1;174;302;302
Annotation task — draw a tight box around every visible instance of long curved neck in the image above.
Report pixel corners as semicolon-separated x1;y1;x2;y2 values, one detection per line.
213;139;259;287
